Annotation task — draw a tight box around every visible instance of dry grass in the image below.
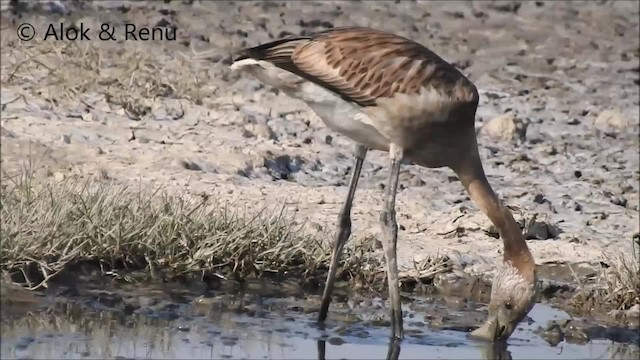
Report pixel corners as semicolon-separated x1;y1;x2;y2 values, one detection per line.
0;166;387;291
1;30;223;119
0;165;450;292
599;241;640;310
570;239;640;312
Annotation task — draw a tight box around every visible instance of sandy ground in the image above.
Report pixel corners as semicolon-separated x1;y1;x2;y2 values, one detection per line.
1;0;638;275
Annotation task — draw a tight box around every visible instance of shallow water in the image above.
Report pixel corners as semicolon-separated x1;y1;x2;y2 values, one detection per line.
1;282;638;360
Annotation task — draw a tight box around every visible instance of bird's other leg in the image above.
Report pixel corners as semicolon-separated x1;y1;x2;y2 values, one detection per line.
380;143;404;340
318;144;368;322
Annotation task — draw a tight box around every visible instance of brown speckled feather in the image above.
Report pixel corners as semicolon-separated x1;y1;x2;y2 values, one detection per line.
234;27;476;107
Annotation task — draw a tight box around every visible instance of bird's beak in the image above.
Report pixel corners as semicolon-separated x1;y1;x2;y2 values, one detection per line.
469;313;507;342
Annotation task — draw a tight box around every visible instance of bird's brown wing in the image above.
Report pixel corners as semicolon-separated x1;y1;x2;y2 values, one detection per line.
234;27;473;107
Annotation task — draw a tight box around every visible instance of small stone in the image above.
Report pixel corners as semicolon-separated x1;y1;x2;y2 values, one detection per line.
61;134;71;144
567;118;580;125
594;110;628;130
524;214;560;240
541;323;564;346
96;147;105;155
178;160;202;171
324;135;333;145
242;128;255;138
480;113;517;141
564;326;590;344
568;236;583;244
610;196;627;207
533;194;546;204
627;304;640;317
252;124;276;140
327;337;345;346
177;326;191;332
52;171;65;182
81;112;93;122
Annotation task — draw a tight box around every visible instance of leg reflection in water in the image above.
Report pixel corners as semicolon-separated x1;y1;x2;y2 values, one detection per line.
316;333;512;360
316;338;401;360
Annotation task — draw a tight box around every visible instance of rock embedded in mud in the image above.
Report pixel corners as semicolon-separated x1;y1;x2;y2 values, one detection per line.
564;323;591;344
263;153;304;180
242;128;255;138
609;195;627;207
524;214;561;240
177;325;191;332
533;194;546;204
594;109;629;130
327;337;345;345
610;304;640;327
541;323;565;346
178;159;203;171
251;123;277;140
480;113;524;141
627;304;640;317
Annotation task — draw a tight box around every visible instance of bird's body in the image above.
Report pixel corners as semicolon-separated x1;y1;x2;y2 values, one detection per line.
231;27;478;167
231;26;537;343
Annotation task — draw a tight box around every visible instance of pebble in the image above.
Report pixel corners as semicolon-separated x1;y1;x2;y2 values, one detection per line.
541;323;564;346
480;114;517;141
53;171;66;181
524;215;560;240
178;159;202;171
252;124;276;140
627;304;640;316
564;326;590;344
594;109;629;129
610;196;627;207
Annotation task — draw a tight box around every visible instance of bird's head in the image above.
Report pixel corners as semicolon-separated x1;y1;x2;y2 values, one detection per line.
470;261;537;342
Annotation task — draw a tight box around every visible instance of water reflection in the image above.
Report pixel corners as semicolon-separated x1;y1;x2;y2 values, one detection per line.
317;338;401;360
317;337;513;360
1;300;638;360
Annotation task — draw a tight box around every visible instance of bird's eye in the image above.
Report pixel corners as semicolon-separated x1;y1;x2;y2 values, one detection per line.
505;302;513;310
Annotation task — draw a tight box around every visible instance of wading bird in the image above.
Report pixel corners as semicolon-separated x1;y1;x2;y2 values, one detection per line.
230;26;537;342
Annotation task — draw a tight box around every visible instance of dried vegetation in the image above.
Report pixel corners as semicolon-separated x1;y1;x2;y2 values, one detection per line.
0;164;449;292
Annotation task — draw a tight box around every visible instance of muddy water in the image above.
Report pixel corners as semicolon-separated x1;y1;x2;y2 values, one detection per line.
1;280;638;360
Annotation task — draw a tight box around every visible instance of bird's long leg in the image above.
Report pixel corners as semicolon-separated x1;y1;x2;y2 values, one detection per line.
380;143;404;340
318;144;368;322
386;338;402;360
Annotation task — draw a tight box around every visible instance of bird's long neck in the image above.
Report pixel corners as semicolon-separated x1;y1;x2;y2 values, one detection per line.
453;147;535;281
